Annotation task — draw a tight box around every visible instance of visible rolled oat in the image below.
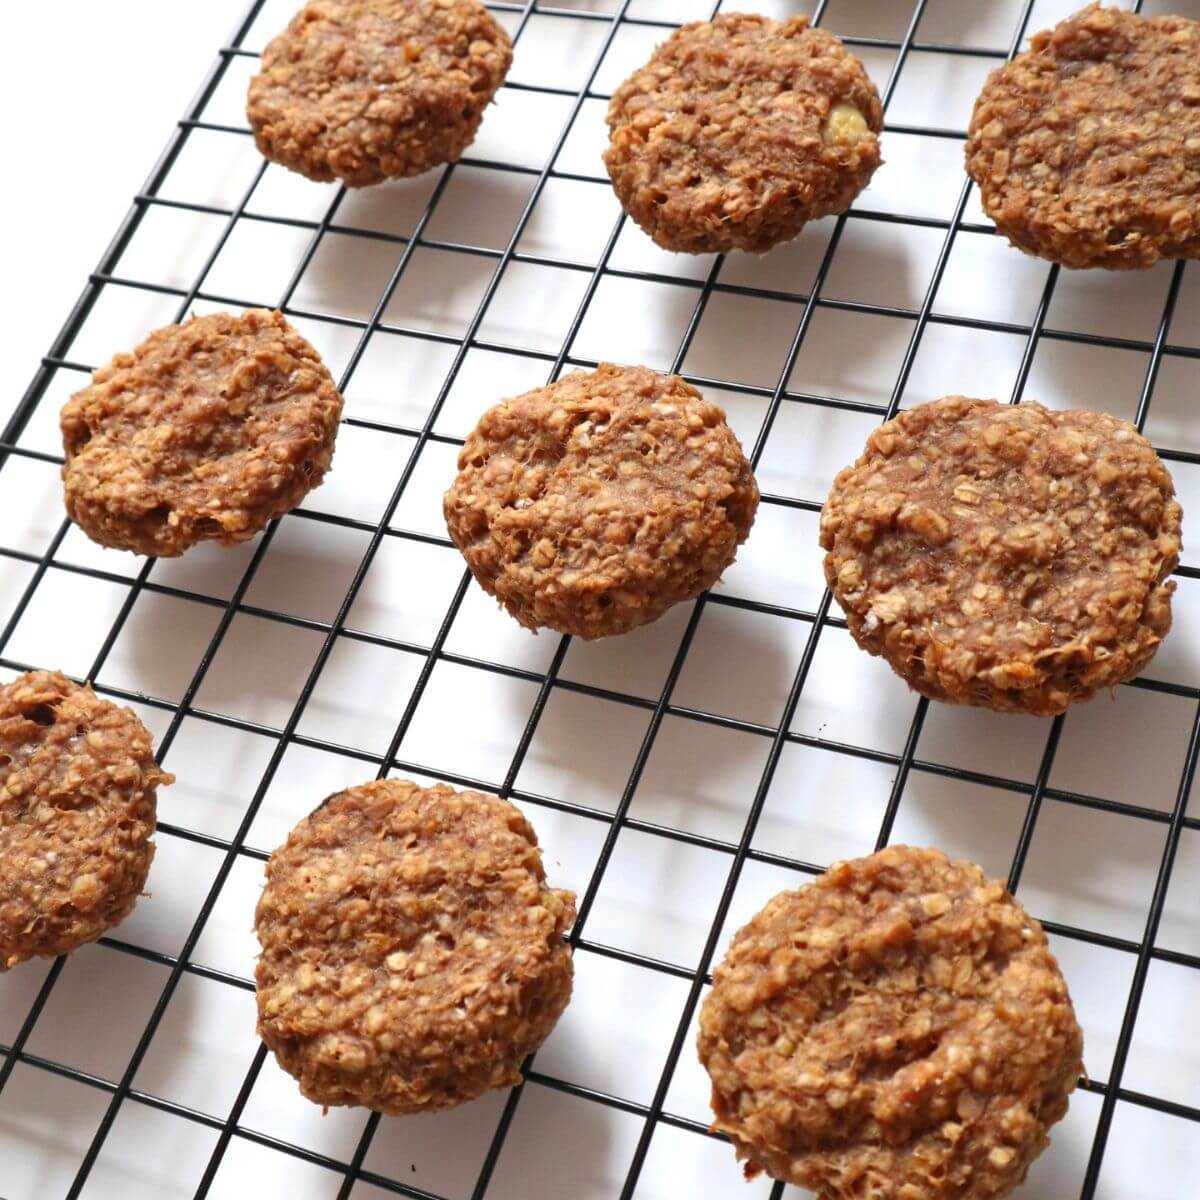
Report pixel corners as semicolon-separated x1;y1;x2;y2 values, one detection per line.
255;779;575;1113
699;846;1083;1198
965;5;1200;269
247;0;512;187
604;13;882;254
0;672;171;971
443;364;759;639
820;396;1181;715
61;309;343;557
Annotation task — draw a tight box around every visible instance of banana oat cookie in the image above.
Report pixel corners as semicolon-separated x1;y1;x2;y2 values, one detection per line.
62;309;344;558
820;397;1181;716
604;13;883;254
699;846;1083;1198
247;0;512;187
255;779;575;1113
443;364;759;639
966;5;1200;270
0;672;170;971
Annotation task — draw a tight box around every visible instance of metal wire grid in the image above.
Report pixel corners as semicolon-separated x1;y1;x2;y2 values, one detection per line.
0;0;1197;1196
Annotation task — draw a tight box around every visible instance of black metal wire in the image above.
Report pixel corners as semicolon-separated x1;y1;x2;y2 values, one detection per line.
1;1;1198;1198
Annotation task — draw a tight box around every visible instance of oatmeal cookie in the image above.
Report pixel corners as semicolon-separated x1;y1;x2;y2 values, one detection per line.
699;846;1083;1198
62;309;344;557
604;13;883;254
247;0;512;187
965;5;1200;270
443;364;759;639
0;672;170;971
820;397;1180;715
255;779;575;1113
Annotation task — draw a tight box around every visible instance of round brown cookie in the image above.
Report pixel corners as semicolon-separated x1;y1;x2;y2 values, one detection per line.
61;309;344;558
247;0;512;187
699;845;1083;1198
604;13;883;255
255;779;575;1113
0;671;171;971
820;396;1181;716
965;5;1200;270
443;364;759;639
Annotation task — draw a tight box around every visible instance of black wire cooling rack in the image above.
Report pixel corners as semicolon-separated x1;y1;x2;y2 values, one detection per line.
1;0;1199;1197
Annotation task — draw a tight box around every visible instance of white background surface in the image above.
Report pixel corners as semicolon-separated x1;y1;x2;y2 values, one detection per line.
0;1;248;407
1;1;1200;1198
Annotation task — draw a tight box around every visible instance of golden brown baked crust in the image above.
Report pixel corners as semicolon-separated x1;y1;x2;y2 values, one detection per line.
255;779;575;1113
820;397;1181;716
247;0;512;186
965;5;1200;270
604;13;882;254
0;672;170;971
443;364;759;639
61;309;344;558
699;846;1083;1199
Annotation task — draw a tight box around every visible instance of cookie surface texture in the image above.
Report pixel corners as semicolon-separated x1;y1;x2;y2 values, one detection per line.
699;845;1083;1198
604;12;882;253
61;309;344;557
444;363;760;639
966;5;1200;269
820;396;1180;715
248;0;512;185
255;779;576;1113
0;671;170;970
